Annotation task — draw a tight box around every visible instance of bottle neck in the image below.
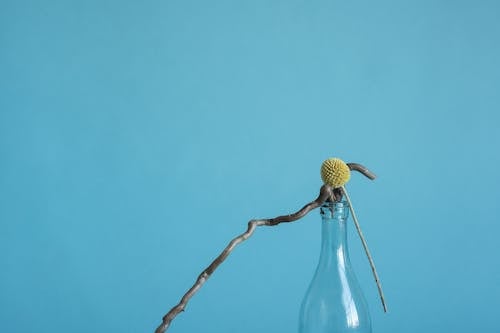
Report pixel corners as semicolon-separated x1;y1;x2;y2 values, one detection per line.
318;201;350;268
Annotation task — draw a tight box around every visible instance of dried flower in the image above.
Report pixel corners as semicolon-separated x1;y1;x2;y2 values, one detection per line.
321;158;350;188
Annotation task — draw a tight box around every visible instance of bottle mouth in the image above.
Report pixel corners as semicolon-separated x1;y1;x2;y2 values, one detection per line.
320;200;350;220
321;200;349;208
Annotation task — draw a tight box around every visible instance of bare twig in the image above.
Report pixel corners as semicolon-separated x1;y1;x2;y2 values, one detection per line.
154;185;335;333
341;185;387;312
347;163;377;180
155;162;381;332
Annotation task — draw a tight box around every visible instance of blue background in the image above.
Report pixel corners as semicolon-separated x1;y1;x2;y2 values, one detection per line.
1;0;499;332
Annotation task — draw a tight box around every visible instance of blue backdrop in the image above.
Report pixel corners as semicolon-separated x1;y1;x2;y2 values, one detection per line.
1;1;499;332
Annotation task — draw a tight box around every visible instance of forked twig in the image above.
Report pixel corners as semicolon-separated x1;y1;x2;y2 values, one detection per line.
154;163;381;333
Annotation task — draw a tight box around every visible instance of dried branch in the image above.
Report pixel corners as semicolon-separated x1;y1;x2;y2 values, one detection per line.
347;163;377;180
154;185;335;333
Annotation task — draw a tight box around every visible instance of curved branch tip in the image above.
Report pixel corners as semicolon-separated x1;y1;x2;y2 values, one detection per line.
347;162;377;180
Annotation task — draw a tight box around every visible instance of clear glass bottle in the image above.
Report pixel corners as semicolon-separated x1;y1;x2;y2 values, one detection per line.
298;200;372;333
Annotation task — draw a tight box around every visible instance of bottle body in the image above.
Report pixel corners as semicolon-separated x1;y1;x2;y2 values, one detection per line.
298;201;371;333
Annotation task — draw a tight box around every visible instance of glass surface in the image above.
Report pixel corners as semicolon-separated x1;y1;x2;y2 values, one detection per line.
298;201;372;333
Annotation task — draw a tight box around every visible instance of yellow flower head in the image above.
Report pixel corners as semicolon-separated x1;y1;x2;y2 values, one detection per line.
321;158;351;188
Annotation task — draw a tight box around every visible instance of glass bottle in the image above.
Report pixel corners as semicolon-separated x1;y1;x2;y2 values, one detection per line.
298;200;372;333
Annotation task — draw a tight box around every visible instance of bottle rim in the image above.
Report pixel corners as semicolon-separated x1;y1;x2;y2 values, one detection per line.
321;200;349;208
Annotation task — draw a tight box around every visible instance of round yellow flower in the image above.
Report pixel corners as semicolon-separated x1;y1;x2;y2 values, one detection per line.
321;158;350;188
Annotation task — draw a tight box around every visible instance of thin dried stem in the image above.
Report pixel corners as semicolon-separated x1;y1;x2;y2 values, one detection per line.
341;185;387;312
154;185;335;333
